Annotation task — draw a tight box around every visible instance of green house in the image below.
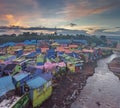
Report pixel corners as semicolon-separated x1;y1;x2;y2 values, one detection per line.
12;94;29;108
4;64;22;76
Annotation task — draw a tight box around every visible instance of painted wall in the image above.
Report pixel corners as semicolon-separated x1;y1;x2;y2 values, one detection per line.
32;85;52;107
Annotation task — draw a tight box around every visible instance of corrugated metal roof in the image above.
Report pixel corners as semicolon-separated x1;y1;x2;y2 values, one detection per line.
26;77;46;89
0;76;15;97
13;72;30;82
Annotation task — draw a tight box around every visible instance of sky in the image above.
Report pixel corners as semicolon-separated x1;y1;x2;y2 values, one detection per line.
0;0;120;36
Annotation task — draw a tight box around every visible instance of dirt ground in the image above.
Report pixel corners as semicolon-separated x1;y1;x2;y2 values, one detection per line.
108;57;120;78
39;62;96;108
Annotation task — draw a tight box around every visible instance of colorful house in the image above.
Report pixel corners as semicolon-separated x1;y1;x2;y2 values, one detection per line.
3;64;22;76
82;49;94;62
68;44;78;50
12;72;30;95
0;46;7;55
36;54;45;66
67;61;83;73
74;62;84;72
24;52;37;58
13;58;30;70
40;72;53;81
14;49;23;57
0;76;15;98
67;62;75;72
11;94;29;108
25;65;43;75
46;48;56;59
26;76;52;108
0;63;6;77
51;42;60;48
60;54;83;73
36;47;41;54
44;61;56;73
7;46;23;54
40;48;49;53
54;62;67;74
24;45;36;53
0;55;16;63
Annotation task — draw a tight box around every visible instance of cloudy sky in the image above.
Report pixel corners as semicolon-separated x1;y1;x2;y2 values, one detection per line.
0;0;120;36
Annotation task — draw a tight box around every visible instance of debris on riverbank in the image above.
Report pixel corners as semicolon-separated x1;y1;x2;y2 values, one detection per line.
108;57;120;78
40;63;96;108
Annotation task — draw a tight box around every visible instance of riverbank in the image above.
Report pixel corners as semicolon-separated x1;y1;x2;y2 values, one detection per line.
70;54;120;108
39;62;96;108
108;57;120;78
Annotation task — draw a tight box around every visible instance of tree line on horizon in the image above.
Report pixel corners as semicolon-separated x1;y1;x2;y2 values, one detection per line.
0;32;106;46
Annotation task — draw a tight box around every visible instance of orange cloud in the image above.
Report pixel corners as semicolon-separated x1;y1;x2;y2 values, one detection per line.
5;14;14;20
4;14;26;27
91;4;117;14
0;0;40;27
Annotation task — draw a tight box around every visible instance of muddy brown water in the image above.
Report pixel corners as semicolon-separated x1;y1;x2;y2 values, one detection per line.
71;54;120;108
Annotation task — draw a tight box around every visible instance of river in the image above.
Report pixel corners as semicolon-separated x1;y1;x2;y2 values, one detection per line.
71;54;120;108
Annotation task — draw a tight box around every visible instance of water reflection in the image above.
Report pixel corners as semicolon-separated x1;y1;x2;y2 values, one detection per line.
71;54;120;108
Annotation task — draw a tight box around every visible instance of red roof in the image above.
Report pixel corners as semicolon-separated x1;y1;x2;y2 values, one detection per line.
16;43;25;46
41;48;49;53
82;49;94;53
73;50;82;53
69;44;78;48
64;49;72;53
56;47;65;52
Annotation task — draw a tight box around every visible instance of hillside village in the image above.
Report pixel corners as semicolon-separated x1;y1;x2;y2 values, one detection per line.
0;39;112;108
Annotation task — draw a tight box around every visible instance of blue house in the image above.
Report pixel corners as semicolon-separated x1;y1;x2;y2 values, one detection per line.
46;49;56;59
12;72;30;95
12;72;30;87
14;49;23;57
40;72;53;81
25;52;37;58
0;76;15;97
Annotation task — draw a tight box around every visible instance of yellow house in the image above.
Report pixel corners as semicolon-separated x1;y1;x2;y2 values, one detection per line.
67;62;75;73
24;45;36;53
7;46;23;54
26;76;52;108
